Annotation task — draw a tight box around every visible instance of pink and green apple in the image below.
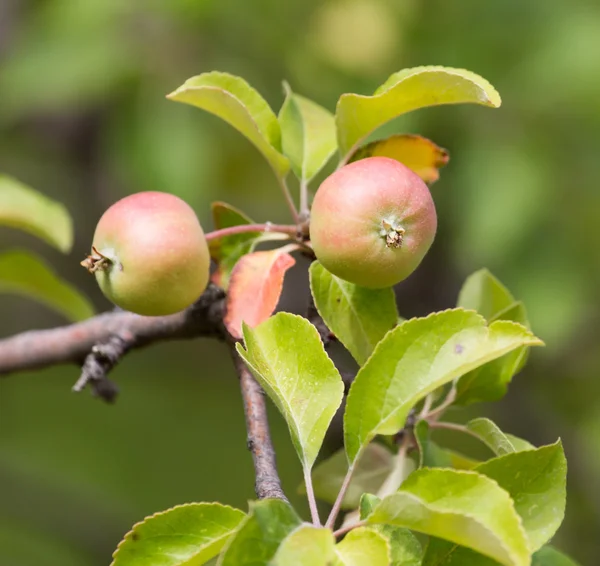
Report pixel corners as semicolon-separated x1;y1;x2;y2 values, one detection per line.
82;191;210;316
309;157;437;288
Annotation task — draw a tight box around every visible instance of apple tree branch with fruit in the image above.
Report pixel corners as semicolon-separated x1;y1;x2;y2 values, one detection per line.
0;66;575;565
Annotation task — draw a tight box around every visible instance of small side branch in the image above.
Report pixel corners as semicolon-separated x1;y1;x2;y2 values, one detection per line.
230;346;288;501
71;334;132;402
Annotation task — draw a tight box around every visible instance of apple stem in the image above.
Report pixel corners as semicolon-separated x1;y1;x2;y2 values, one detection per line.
205;223;299;241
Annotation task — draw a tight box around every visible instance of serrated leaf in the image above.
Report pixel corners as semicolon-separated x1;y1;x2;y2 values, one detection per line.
307;444;393;509
359;501;423;566
467;418;535;456
334;527;390;566
218;499;300;566
208;202;260;290
368;468;531;566
272;525;336;566
0;174;73;252
0;250;94;322
344;308;543;464
532;546;581;566
111;502;245;566
224;248;296;339
167;72;290;178
350;134;449;184
237;313;344;470
475;442;567;551
278;84;337;183
309;261;397;366
336;66;501;158
377;527;422;566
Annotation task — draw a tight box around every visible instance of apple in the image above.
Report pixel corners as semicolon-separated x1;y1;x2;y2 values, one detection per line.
82;192;210;316
309;156;437;288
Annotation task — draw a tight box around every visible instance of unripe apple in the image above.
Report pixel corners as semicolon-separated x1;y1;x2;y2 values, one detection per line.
309;157;437;288
82;192;210;316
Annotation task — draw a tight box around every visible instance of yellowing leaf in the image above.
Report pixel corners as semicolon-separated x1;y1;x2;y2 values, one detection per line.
351;135;449;183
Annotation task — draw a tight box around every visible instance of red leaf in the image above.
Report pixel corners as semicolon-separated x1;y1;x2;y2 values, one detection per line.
224;248;296;339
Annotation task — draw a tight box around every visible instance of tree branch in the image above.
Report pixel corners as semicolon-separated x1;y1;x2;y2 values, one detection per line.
0;284;226;376
0;282;288;501
229;345;288;501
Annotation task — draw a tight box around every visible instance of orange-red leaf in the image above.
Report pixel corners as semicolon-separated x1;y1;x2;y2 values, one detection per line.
352;134;449;183
225;248;296;339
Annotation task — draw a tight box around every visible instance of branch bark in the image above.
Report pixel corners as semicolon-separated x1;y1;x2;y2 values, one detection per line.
230;345;288;501
0;284;226;376
0;282;288;501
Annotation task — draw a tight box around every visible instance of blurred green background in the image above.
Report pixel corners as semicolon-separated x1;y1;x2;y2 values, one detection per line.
1;0;599;564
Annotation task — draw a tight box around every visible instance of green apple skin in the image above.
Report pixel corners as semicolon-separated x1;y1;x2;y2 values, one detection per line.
91;191;210;316
309;157;437;288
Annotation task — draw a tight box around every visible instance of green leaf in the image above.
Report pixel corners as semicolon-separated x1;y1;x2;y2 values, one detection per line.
111;502;245;566
368;468;531;566
344;308;543;464
167;72;290;178
359;493;382;520
219;499;301;566
456;270;532;405
308;444;393;509
209;202;261;290
0;175;73;252
0;250;94;322
336;66;501;158
309;261;397;366
421;538;499;565
532;546;581;566
457;269;515;320
415;420;452;468
376;526;422;566
467;418;535;456
358;501;423;566
475;441;567;551
422;542;581;566
237;313;344;470
278;84;337;183
334;527;390;566
272;525;336;566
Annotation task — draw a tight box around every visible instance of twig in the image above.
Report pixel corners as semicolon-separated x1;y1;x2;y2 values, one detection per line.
325;464;355;529
428;420;482;442
230;346;288;501
303;467;321;526
205;223;299;242
425;385;457;421
277;175;300;224
72;334;130;402
333;520;366;540
376;433;412;498
0;284;226;376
